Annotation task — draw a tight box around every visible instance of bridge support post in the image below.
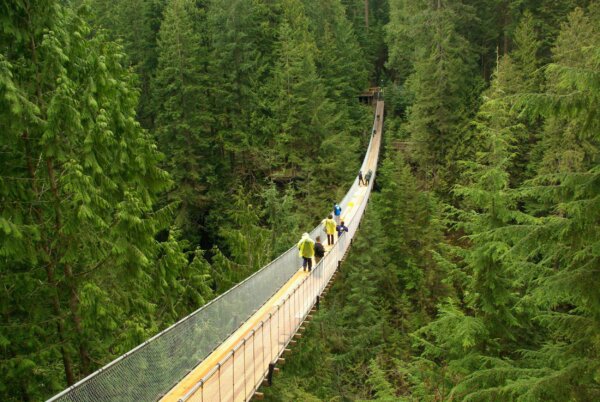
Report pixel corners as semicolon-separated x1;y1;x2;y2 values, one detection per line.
267;363;275;386
316;295;320;310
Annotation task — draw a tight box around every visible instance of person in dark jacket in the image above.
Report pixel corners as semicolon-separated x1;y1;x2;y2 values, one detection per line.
314;236;325;264
336;221;348;238
358;170;365;186
365;169;373;185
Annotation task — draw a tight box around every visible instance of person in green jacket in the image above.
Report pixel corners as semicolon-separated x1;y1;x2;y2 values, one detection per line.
323;214;337;246
297;232;315;272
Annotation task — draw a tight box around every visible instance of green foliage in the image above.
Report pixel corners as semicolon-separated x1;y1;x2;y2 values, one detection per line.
83;0;165;127
387;0;480;189
409;4;600;401
153;0;212;241
364;358;398;401
7;0;599;401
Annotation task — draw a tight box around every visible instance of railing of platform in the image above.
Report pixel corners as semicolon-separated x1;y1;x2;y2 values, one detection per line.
47;100;383;402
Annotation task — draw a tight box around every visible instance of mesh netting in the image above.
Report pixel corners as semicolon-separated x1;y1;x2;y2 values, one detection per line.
48;100;383;402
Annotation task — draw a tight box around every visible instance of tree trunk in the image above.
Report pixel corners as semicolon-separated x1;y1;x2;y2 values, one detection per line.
503;0;510;55
23;131;76;385
24;7;78;383
45;158;92;375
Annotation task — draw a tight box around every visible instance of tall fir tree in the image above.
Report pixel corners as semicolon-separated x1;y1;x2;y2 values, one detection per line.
387;0;479;189
84;0;165;127
267;0;334;210
302;0;368;203
206;0;279;182
153;0;213;241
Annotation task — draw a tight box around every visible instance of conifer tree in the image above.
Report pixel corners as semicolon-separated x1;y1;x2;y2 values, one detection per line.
85;0;164;127
453;55;531;347
445;5;600;400
153;0;212;241
377;148;446;312
303;0;367;198
391;0;478;188
496;5;600;399
506;11;543;184
267;0;332;185
219;189;271;277
261;184;301;256
206;0;279;180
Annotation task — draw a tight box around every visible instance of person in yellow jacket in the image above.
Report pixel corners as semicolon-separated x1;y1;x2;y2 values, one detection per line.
297;232;315;272
323;214;337;246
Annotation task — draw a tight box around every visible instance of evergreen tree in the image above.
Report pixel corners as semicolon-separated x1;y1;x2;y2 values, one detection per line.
84;0;165;127
389;0;479;189
206;0;279;181
267;0;333;199
303;0;368;202
377;148;447;313
493;5;600;399
153;0;212;241
261;184;301;256
453;55;531;348
506;11;543;184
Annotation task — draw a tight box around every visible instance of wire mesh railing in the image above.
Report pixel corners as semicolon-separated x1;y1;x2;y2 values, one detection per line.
47;100;383;402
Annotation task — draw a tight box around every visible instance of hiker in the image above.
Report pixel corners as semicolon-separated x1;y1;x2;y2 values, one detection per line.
358;170;365;186
333;203;342;224
365;169;373;186
336;220;348;238
323;214;337;246
297;232;315;272
314;236;325;264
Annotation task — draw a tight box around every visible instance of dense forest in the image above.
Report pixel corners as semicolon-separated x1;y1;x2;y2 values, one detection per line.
1;0;598;401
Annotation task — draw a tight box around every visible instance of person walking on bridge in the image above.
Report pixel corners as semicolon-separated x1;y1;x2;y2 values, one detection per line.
365;169;373;186
297;233;315;272
336;220;348;238
314;236;325;264
323;214;336;246
358;170;366;186
333;202;342;224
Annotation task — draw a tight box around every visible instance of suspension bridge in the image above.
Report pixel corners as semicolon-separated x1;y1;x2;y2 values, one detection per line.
48;97;384;402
